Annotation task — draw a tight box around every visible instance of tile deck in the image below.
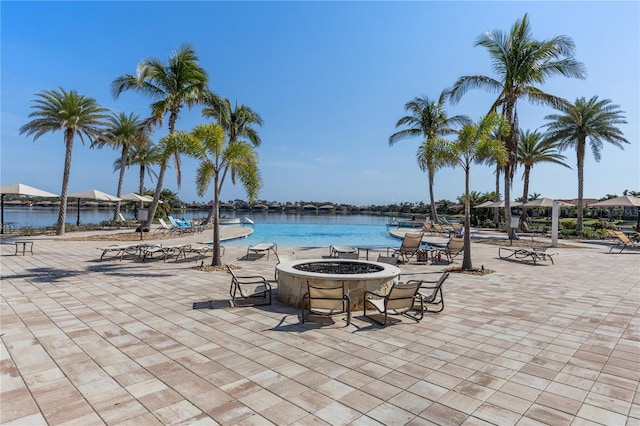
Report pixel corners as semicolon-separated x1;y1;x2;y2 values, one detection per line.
1;228;638;425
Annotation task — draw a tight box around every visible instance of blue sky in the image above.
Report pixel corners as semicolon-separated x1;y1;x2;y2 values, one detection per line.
2;1;638;206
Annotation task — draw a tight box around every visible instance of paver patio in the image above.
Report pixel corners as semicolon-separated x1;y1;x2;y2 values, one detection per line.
1;228;638;425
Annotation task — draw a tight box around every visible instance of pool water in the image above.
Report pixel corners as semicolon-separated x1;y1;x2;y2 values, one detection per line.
218;214;400;247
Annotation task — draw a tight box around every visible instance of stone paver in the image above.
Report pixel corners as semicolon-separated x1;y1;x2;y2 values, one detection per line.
1;227;638;425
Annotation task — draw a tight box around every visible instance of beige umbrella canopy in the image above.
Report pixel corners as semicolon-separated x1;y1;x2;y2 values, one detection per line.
589;195;640;230
67;189;121;226
0;183;59;234
475;201;496;208
523;198;575;207
484;200;522;208
120;192;155;203
588;196;640;207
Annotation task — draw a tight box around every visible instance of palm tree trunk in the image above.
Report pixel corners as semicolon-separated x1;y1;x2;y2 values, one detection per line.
428;172;438;223
144;164;167;229
504;172;514;239
521;166;531;223
462;166;472;270
113;146;129;221
494;165;501;224
212;174;222;266
576;140;585;231
57;132;74;235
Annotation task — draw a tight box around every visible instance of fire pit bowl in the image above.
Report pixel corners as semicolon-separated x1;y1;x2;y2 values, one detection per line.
276;259;401;310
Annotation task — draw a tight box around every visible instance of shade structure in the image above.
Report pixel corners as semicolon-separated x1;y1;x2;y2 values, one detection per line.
120;192;154;202
67;189;121;226
589;195;640;230
523;198;575;208
474;201;497;208
588;196;640;207
0;183;59;234
484;200;522;208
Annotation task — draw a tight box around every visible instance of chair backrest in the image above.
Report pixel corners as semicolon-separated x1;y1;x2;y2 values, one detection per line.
337;252;359;259
422;222;433;232
432;223;445;232
452;223;462;232
376;254;398;265
416;272;449;300
158;218;170;229
385;282;421;313
614;230;632;244
118;212;127;222
446;237;465;253
307;282;347;312
168;216;181;227
400;232;424;253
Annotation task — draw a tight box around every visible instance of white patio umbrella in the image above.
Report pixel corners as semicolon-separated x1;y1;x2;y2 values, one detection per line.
120;192;155;203
67;189;121;226
589;196;640;230
523;198;575;208
0;183;59;234
484;200;522;208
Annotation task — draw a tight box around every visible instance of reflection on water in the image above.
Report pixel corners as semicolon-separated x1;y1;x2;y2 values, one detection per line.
2;207;391;229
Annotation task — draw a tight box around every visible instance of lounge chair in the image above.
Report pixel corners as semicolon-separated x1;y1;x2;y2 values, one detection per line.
97;243;149;261
422;222;434;234
142;244;191;262
153;218;176;235
364;281;424;325
227;265;272;306
168;215;192;233
609;230;640;253
247;242;277;260
329;245;357;257
498;246;556;264
432;223;454;237
337;252;359;259
411;272;449;313
387;231;424;263
435;237;465;263
188;244;224;263
301;282;351;325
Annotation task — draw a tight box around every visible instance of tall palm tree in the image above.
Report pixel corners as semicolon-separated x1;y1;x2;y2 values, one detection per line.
202;97;264;223
113;139;160;210
112;44;210;228
443;113;508;270
389;92;470;223
193;123;261;266
19;87;109;235
517;129;570;221
449;14;586;237
92;112;151;220
543;96;629;230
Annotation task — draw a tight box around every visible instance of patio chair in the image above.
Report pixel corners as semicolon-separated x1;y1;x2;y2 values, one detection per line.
412;272;449;313
610;230;640;253
227;265;272;306
422;222;434;234
387;231;424;263
435;237;465;263
432;222;454;237
97;243;144;261
153;218;175;235
246;242;278;260
376;254;398;266
275;251;296;281
168;215;193;233
364;281;423;325
301;281;351;325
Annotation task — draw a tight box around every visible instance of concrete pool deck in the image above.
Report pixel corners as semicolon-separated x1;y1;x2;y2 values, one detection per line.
1;227;638;425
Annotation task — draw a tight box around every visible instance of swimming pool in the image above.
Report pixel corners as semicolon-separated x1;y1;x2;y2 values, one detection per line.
219;214;400;247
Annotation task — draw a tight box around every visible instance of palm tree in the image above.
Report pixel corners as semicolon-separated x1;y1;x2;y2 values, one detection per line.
443;113;508;270
389;92;470;223
193;123;261;266
449;14;586;237
93;112;151;220
201;98;264;223
517;129;570;221
19;87;109;235
543;96;629;230
113;139;160;210
112;44;210;228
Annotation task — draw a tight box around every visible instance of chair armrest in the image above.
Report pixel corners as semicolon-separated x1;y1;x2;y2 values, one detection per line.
364;290;384;299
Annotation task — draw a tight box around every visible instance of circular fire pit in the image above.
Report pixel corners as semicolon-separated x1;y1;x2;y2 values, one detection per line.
276;259;401;310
